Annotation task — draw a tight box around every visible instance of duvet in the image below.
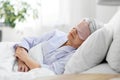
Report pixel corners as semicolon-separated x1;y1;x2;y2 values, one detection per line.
0;42;55;80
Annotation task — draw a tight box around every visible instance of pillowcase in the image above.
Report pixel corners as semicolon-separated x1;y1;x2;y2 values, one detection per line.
64;24;113;74
29;43;43;64
106;10;120;72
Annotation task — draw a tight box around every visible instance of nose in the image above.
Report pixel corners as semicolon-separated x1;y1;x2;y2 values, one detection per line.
72;28;77;32
83;19;90;26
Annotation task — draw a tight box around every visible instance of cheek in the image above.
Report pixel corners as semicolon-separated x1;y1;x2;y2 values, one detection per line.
75;37;84;45
78;40;83;45
67;32;73;40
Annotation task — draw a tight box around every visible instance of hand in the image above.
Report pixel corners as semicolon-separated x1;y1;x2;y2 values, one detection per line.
15;46;29;62
18;59;30;72
15;46;40;70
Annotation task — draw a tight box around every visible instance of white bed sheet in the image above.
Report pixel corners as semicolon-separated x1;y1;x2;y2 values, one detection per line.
0;42;55;80
82;63;118;74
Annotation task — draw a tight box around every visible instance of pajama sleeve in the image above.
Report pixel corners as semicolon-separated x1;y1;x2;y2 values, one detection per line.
14;30;57;51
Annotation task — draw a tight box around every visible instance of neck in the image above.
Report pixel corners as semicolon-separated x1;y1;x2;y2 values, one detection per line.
64;40;72;46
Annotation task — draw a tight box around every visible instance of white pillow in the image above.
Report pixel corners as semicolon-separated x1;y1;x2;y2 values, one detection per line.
29;43;43;64
106;10;120;72
64;24;113;74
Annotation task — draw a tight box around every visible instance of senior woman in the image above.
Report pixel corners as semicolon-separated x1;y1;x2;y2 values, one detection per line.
14;18;103;74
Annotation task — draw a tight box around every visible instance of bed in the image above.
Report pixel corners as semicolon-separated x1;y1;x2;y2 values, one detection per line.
0;5;120;80
0;42;55;80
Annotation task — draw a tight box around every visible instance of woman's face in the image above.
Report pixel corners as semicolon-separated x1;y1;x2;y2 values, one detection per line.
67;20;89;48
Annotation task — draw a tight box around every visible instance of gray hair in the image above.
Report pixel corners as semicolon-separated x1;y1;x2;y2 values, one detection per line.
84;18;104;33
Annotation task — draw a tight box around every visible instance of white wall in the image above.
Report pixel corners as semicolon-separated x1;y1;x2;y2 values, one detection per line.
69;0;96;27
69;0;118;26
59;0;71;26
96;5;118;23
1;0;119;42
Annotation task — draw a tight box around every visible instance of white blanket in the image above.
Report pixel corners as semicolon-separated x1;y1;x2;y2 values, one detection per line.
0;42;55;80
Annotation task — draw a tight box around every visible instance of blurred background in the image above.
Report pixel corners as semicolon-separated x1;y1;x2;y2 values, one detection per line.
0;0;119;42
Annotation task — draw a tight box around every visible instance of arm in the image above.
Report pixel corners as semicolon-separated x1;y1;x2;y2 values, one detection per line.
15;46;30;72
15;49;69;74
21;56;41;69
15;46;41;69
17;59;30;72
14;30;58;70
14;30;56;51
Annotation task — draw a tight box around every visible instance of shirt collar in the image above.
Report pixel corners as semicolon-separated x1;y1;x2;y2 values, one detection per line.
59;45;76;53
